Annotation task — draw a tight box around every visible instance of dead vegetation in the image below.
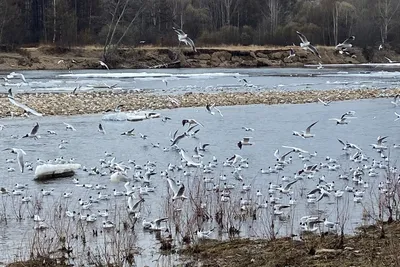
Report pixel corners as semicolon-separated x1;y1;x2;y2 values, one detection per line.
181;222;400;267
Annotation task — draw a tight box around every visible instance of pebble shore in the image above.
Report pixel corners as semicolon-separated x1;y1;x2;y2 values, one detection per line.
1;88;398;117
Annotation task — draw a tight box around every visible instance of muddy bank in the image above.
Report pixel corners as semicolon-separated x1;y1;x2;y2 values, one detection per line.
181;222;400;267
0;45;373;70
1;88;398;118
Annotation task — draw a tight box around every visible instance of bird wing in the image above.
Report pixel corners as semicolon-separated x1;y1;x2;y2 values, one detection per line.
201;143;210;150
296;31;308;43
186;124;198;134
171;133;186;146
308;188;321;195
30;123;39;135
318;98;327;105
8;97;43;116
337;139;346;146
308;45;321;58
342;36;355;44
154;217;168;227
283;179;298;191
99;123;104;131
274;149;280;160
213;105;223;117
377;136;388;145
305;121;318;134
167;178;179;195
185;37;197;52
176;183;185;196
206;104;211;112
243;137;252;142
280;150;293;161
17;150;24;173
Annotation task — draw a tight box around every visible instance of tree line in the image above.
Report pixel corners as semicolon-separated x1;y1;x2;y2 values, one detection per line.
0;0;399;51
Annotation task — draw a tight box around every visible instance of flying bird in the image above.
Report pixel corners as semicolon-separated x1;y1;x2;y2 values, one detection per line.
287;48;296;59
237;137;253;149
173;27;197;52
318;98;331;106
300;121;318;138
8;89;43;117
335;36;355;51
98;123;106;134
167;177;187;200
99;60;109;70
296;31;321;58
22;122;40;140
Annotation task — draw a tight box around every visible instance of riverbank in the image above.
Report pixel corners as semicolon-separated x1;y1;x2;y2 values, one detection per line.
1;88;398;117
0;44;387;70
181;222;400;267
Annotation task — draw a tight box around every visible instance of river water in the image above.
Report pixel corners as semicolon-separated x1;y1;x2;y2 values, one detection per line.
1;66;400;94
0;67;398;266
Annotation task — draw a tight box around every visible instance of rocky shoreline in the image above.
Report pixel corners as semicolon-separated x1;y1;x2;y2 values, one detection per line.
1;88;397;118
0;45;371;70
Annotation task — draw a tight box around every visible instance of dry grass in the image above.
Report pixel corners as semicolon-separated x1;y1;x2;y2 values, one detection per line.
181;222;400;267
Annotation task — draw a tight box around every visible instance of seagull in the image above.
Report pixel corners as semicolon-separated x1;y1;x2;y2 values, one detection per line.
300;121;318;138
182;119;204;127
395;112;400;121
63;122;76;131
7;72;27;83
22;122;40;139
205;103;223;117
318;98;331;106
99;60;109;70
287;48;296;59
8;89;43;116
237;137;253;149
98;123;106;134
143;217;169;231
167;177;187;200
371;136;388;149
317;62;324;69
4;148;26;173
171;131;187;146
242;126;254;132
274;149;292;163
385;57;397;63
173;27;197;52
277;179;298;194
127;196;144;214
391;95;400;107
121;128;135;136
329;112;355;125
296;31;321;58
282;146;309;154
308;187;331;202
335;36;355;51
167;96;180;107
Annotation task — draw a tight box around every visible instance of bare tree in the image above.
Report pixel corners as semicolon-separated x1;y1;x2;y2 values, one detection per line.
376;0;400;44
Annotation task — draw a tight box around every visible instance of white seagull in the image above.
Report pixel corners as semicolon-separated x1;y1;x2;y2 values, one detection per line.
300;121;318;138
318;98;331;106
63;122;76;131
8;89;43;116
99;60;109;70
4;148;26;173
335;36;355;51
296;31;321;58
173;27;197;52
167;177;187;200
22;122;40;139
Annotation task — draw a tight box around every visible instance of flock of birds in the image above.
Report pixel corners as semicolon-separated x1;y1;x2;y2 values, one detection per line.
0;87;399;249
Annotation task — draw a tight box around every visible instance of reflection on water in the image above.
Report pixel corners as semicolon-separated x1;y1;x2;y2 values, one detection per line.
0;97;398;265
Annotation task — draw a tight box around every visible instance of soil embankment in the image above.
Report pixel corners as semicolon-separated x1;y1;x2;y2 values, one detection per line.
0;45;372;70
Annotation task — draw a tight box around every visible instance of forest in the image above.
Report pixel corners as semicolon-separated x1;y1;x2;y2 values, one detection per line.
0;0;399;51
